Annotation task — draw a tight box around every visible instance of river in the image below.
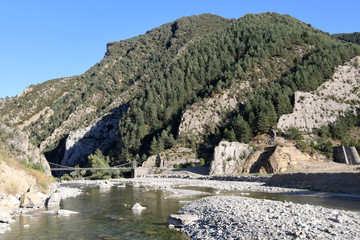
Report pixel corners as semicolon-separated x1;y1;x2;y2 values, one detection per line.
3;182;360;239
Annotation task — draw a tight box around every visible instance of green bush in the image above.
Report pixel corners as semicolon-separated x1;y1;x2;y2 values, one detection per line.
286;127;303;140
199;158;205;166
60;174;72;181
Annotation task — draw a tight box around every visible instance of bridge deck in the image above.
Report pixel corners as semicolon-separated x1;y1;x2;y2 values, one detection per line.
51;167;132;171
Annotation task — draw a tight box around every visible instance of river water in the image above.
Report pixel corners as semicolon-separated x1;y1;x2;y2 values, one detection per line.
3;183;360;239
4;186;188;240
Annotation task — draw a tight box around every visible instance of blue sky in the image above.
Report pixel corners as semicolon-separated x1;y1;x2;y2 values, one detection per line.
1;0;359;98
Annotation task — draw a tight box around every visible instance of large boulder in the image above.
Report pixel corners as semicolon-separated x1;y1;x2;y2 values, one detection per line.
210;141;252;175
98;180;113;190
46;192;61;206
0;206;12;223
19;187;44;208
132;203;146;210
0;194;20;210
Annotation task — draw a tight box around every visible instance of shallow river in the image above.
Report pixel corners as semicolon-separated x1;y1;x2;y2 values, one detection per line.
4;183;360;239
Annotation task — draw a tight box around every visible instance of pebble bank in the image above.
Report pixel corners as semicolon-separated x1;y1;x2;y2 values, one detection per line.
180;196;360;240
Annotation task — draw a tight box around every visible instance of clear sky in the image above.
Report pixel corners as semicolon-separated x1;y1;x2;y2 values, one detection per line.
0;0;359;98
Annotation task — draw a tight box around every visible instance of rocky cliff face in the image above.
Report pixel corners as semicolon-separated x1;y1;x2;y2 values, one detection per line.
0;124;51;175
278;56;360;131
210;141;252;175
61;104;128;167
209;140;354;175
178;89;242;140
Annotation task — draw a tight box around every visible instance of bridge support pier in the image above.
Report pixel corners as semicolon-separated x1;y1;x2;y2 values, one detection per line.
131;160;137;178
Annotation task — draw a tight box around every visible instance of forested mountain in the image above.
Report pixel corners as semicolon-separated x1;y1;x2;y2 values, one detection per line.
333;32;360;45
0;12;359;172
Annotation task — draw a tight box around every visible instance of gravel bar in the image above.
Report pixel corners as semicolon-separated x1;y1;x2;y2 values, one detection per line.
179;196;360;240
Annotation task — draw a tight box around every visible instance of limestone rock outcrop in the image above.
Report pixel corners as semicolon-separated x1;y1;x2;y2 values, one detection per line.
0;123;51;175
61;104;127;167
278;56;360;132
210;141;252;175
143;147;200;168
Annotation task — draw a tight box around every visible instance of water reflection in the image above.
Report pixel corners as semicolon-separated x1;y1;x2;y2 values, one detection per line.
5;186;188;240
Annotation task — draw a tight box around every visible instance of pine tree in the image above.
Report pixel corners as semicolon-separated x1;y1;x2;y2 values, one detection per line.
149;137;158;155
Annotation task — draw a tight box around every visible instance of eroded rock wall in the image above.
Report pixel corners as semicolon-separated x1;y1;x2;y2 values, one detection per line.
0;123;51;175
61;104;128;167
278;56;360;131
210;141;252;175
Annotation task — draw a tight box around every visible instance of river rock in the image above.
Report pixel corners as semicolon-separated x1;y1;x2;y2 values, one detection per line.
132;203;146;210
37;192;48;202
0;206;12;223
0;222;11;234
168;214;199;227
46;192;61;206
57;209;79;216
131;182;140;188
0;194;20;209
20;188;44;208
99;180;113;189
55;187;82;199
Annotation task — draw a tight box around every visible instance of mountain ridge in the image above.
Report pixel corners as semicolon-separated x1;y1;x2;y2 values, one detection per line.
1;12;359;174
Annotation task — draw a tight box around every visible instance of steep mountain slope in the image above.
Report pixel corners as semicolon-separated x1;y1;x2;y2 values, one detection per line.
0;14;231;167
1;13;359;171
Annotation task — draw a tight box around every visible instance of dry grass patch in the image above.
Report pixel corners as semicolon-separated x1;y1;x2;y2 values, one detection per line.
0;149;53;193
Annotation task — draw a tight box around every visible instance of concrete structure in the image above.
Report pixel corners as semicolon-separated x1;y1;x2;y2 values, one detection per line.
333;146;360;165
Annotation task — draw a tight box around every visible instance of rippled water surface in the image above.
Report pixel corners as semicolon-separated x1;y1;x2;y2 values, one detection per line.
5;186;188;240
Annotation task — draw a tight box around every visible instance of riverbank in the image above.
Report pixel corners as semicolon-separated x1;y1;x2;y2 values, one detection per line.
125;177;360;239
0;182;82;235
266;172;360;194
179;196;360;239
2;176;360;239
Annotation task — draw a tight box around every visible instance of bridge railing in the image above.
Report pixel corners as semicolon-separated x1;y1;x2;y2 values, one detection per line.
49;161;136;171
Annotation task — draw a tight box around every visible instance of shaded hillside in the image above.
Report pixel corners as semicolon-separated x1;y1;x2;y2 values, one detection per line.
333;32;360;45
1;13;359;169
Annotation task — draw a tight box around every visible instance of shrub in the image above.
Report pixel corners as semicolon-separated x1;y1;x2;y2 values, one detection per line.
60;174;72;181
286;127;303;140
199;158;205;166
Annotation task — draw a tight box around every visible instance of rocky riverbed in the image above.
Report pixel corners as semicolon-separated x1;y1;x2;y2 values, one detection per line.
179;196;360;240
2;177;360;239
0;182;83;234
